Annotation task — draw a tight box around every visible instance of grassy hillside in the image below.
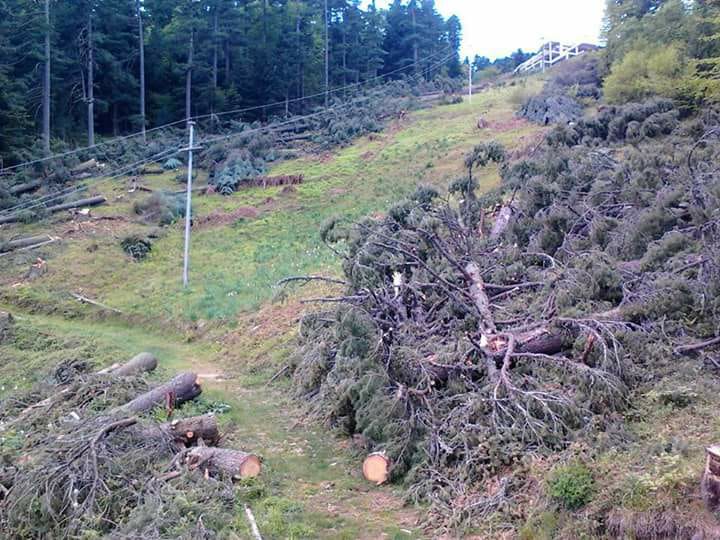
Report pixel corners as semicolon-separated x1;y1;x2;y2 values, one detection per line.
0;81;544;538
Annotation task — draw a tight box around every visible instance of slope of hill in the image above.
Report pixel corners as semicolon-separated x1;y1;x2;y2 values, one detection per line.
0;80;543;538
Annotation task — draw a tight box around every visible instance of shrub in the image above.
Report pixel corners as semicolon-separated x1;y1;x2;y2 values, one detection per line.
604;44;691;104
548;462;595;510
162;157;183;170
121;235;152;261
133;192;186;226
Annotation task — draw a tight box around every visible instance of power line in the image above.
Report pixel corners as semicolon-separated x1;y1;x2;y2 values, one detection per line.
2;47;453;174
0;50;455;220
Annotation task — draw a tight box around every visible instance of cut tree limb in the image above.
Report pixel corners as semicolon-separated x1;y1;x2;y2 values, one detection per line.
97;352;158;376
141;414;220;447
71;293;124;315
489;205;515;242
244;504;263;540
112;372;201;415
185;447;261;479
465;261;497;335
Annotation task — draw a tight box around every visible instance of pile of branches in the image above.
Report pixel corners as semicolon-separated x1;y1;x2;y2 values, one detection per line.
289;104;720;531
0;353;261;538
520;53;603;126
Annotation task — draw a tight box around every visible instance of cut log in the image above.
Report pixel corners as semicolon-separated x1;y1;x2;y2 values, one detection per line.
112;372;201;415
702;445;720;514
47;195;106;213
9;179;43;195
489;205;515;242
465;261;497;335
97;352;158;376
363;452;390;485
164;414;219;446
141;414;220;447
70;159;98;175
0;235;53;253
185;447;261;479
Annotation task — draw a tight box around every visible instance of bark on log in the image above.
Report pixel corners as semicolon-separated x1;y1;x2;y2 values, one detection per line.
47;195;106;213
702;445;720;513
465;261;497;335
185;447;261;478
363;452;390;485
9;180;43;195
112;372;201;415
141;414;220;447
0;235;53;253
97;352;158;376
70;159;98;175
489;205;515;242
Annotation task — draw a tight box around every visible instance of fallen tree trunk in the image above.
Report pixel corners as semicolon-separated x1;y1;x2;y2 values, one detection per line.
185;447;261;479
112;372;201;415
0;235;53;253
47;196;106;213
70;159;98;175
465;261;497;335
9;180;42;195
97;352;158;376
489;205;515;242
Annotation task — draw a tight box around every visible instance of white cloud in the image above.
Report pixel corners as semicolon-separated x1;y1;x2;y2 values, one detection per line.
364;0;606;60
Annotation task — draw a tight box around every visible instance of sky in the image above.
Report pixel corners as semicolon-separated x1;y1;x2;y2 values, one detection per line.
365;0;607;60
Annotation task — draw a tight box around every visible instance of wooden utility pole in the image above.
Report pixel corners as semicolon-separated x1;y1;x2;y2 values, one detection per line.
182;121;196;288
42;0;51;156
136;0;146;143
87;8;95;147
468;62;473;103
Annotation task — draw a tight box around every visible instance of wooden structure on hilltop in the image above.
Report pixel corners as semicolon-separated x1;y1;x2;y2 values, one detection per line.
514;42;599;74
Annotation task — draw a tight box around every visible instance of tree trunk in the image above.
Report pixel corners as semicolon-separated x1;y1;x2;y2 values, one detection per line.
42;0;51;156
112;372;201;415
702;445;720;514
411;5;418;74
9;180;43;195
0;235;53;253
96;352;158;376
47;195;106;213
186;28;194;123
465;262;497;335
324;0;329;107
136;0;146;142
490;205;515;242
212;9;218;92
224;38;230;86
185;447;261;479
87;9;95;147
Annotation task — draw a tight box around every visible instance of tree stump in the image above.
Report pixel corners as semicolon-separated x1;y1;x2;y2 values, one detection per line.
363;452;390;485
702;445;720;514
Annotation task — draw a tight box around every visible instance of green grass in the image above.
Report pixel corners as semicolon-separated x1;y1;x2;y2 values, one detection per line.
1;84;542;325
